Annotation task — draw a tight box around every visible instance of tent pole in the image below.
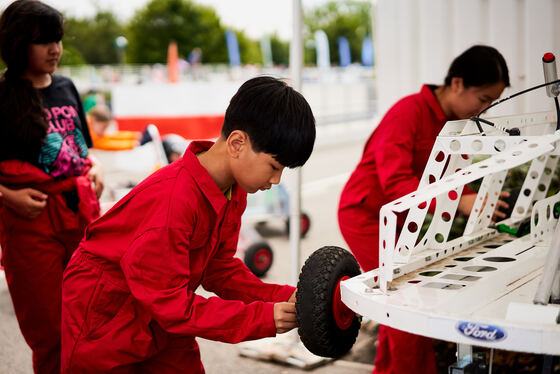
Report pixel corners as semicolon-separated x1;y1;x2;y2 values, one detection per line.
289;0;303;287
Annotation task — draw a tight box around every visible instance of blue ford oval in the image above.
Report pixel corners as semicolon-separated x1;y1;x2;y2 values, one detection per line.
457;322;507;342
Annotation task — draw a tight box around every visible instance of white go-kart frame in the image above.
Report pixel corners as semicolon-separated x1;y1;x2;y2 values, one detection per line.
341;109;560;356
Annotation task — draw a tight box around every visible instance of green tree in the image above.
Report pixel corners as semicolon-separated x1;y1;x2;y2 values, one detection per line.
270;34;290;66
234;31;261;65
59;42;86;65
127;0;228;64
63;12;124;65
304;0;372;65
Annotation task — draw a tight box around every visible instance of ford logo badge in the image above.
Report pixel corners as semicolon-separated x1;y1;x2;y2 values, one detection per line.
457;322;506;342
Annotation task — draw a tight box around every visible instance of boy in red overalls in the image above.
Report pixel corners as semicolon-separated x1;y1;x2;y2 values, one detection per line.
61;76;316;373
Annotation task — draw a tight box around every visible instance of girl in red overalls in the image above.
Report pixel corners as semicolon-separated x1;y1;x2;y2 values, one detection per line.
338;45;510;374
0;1;102;373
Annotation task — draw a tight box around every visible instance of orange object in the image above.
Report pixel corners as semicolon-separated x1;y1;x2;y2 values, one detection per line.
167;41;179;83
91;130;140;150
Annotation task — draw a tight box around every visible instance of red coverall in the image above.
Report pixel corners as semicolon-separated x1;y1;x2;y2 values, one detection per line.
339;85;453;374
0;160;99;374
61;141;296;373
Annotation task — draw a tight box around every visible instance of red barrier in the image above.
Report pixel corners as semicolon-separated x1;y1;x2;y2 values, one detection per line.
115;115;224;140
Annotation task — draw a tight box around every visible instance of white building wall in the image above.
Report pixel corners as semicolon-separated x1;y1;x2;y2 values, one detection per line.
376;0;560;117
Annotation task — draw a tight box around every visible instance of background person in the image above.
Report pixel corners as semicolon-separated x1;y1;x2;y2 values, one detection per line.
88;104;141;150
162;133;190;163
338;45;510;374
82;89;105;114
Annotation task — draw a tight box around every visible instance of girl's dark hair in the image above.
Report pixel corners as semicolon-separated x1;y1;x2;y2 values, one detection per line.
0;0;64;163
222;76;316;168
444;45;510;88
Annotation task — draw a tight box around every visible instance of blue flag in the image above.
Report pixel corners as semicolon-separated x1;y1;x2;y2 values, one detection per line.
361;35;374;67
338;36;351;67
225;30;241;67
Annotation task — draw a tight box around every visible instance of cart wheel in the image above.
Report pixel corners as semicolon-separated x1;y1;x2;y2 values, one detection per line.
244;242;273;277
296;246;361;358
285;212;311;238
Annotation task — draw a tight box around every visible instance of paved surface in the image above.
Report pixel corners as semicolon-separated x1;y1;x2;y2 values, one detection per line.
0;120;380;373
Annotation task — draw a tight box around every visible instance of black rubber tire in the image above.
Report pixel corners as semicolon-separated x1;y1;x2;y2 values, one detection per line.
285;212;311;238
296;246;362;358
244;242;273;277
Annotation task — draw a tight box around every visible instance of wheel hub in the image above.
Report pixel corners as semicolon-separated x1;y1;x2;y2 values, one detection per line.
332;276;355;330
254;248;271;270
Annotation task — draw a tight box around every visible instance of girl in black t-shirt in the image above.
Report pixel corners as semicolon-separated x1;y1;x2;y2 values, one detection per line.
0;1;103;373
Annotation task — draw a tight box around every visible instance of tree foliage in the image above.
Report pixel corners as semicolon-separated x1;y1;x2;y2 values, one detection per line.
46;0;372;67
126;0;228;64
63;11;124;65
60;41;86;65
270;34;290;66
304;1;372;65
234;31;261;65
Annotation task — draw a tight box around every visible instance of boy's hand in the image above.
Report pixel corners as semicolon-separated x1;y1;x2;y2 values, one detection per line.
273;301;297;334
287;289;297;303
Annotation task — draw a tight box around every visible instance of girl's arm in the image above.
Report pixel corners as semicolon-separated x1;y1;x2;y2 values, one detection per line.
86;153;104;199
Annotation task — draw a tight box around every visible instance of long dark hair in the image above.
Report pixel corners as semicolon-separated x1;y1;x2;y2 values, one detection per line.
0;0;64;163
444;45;510;88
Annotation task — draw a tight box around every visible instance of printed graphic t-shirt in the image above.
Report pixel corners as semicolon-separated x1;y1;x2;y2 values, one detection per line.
38;75;93;178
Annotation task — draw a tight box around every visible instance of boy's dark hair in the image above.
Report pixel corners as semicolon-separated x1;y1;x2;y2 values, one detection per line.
222;76;316;168
0;0;64;164
444;45;510;88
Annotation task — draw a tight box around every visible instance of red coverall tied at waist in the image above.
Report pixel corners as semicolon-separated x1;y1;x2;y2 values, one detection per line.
0;159;100;237
61;141;295;373
0;160;99;374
